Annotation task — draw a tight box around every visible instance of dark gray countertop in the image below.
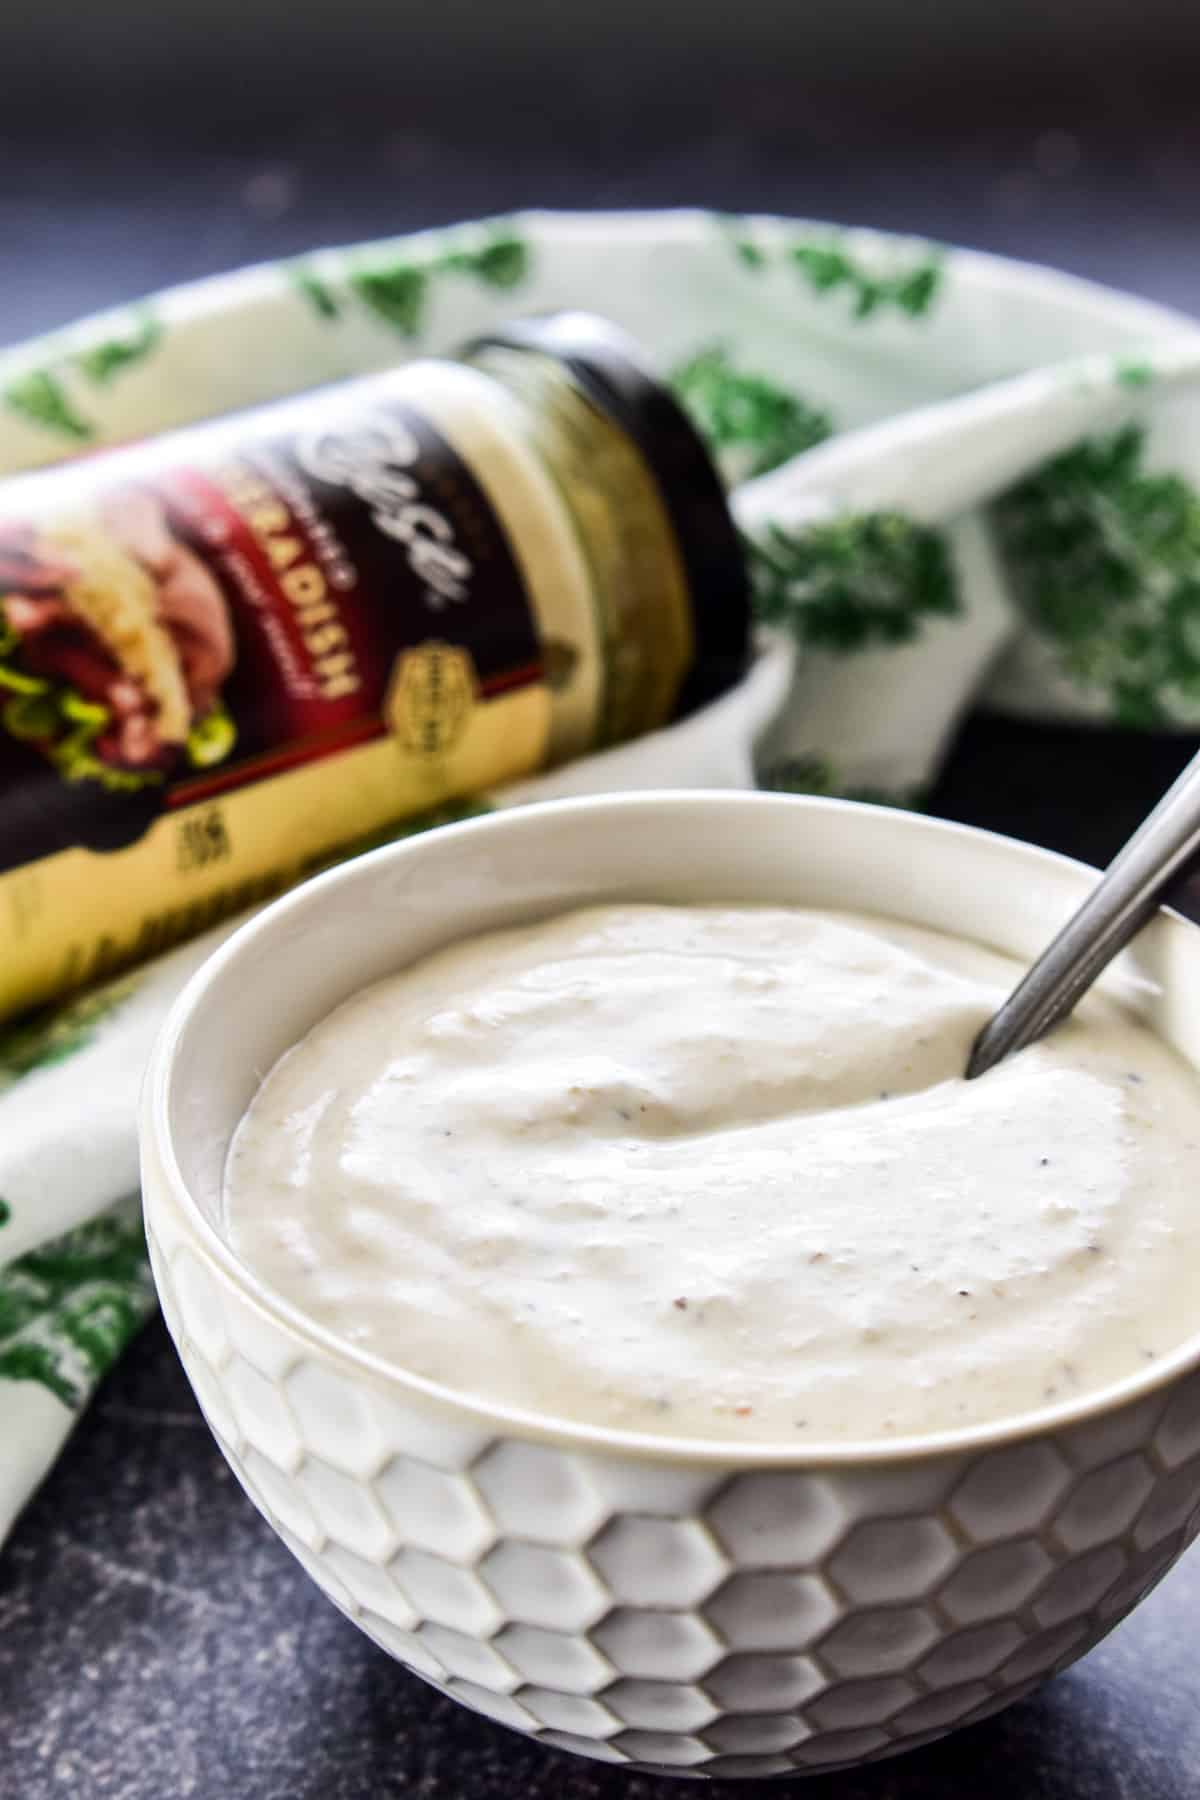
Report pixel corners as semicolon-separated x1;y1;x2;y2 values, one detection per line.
4;74;1200;1798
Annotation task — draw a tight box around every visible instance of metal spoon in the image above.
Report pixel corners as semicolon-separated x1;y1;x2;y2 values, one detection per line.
966;748;1200;1079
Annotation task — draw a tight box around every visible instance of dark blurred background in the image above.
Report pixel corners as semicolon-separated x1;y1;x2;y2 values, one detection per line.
3;0;1199;340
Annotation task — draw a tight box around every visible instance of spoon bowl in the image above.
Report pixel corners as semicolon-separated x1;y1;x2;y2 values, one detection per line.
968;747;1200;1077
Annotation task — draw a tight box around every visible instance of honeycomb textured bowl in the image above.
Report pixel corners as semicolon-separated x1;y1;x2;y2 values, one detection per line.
141;793;1200;1780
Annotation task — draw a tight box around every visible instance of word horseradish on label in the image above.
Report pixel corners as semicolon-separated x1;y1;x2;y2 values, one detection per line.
213;457;361;700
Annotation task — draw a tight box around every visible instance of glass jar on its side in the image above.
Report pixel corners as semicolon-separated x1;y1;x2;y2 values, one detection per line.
0;311;748;1017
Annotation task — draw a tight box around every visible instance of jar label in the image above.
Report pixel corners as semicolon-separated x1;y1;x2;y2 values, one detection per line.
0;380;553;1015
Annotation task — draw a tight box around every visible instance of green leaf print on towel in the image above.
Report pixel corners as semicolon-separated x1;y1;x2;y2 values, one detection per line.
995;425;1200;726
436;230;530;290
74;311;163;384
1115;359;1155;390
747;512;960;651
790;242;942;319
0;1206;154;1407
289;264;342;319
714;214;768;269
350;262;429;336
766;752;917;807
4;369;93;441
721;218;942;321
0;981;136;1089
671;345;832;480
310;226;533;336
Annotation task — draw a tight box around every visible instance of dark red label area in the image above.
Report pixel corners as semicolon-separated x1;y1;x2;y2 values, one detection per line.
0;385;542;868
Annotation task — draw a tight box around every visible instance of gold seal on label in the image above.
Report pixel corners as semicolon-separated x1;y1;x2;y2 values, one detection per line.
385;642;477;758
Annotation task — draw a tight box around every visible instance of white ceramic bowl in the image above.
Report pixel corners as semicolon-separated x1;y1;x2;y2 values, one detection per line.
140;793;1200;1779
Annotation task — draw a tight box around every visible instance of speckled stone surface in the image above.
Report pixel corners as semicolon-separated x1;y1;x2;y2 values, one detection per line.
5;73;1200;1797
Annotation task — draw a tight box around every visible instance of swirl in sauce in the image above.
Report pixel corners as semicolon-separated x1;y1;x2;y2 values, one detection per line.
224;906;1200;1441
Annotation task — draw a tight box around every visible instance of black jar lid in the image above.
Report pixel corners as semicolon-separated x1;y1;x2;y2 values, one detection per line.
465;312;750;720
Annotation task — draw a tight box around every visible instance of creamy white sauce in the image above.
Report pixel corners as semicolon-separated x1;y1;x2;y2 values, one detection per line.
224;905;1200;1442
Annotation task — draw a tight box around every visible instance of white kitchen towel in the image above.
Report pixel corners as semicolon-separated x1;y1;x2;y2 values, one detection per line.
3;209;1200;1544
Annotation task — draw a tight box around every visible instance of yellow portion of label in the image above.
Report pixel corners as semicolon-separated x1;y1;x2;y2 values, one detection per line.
0;678;550;1020
385;642;477;758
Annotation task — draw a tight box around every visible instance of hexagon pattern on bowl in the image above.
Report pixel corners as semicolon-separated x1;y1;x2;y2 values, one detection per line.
152;1231;1200;1778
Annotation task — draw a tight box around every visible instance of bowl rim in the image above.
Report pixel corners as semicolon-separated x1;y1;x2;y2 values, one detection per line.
143;789;1200;1469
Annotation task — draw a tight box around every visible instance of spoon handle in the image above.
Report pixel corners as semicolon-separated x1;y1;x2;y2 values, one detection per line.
966;748;1200;1079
